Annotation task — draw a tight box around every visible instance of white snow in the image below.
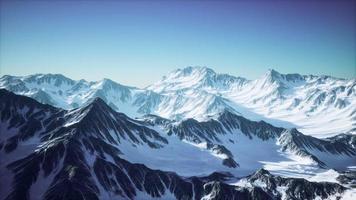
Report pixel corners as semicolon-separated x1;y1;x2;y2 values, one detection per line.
1;68;356;199
114;125;353;181
119;130;230;176
2;68;354;138
341;189;356;200
148;67;356;138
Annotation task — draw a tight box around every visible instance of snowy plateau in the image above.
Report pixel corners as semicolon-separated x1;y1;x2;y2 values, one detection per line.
0;66;355;200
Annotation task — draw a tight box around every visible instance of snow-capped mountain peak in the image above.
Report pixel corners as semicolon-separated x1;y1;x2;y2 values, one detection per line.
169;66;214;78
1;89;355;200
1;68;355;137
96;78;135;90
23;73;77;89
147;66;248;93
259;69;306;88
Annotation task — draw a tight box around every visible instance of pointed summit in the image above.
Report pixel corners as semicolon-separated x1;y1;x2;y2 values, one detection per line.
266;69;280;76
90;97;109;108
261;69;306;85
62;96;121;127
97;78;135;90
263;69;283;83
247;168;272;182
148;66;248;93
80;97;115;117
254;168;271;176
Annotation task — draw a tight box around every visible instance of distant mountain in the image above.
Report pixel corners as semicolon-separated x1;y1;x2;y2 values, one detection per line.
147;66;356;137
0;74;163;117
0;89;355;200
227;69;356;137
1;67;355;137
146;66;248;92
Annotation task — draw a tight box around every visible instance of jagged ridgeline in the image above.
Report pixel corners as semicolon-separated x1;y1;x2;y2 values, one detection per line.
0;89;355;200
1;67;355;137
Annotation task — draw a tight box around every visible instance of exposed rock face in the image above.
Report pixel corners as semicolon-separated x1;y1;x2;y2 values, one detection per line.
0;89;354;200
245;169;346;200
2;67;355;137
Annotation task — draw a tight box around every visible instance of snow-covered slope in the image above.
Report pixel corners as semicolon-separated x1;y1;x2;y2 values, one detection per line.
1;89;355;200
0;74;163;118
147;66;248;92
227;69;356;137
1;66;355;138
147;66;356;137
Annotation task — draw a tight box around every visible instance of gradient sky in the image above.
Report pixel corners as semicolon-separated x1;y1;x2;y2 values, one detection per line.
0;0;355;87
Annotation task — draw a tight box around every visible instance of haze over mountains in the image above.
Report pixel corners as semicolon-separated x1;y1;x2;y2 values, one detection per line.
1;66;355;138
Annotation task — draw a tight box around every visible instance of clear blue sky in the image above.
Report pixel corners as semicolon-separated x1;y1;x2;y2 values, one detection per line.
0;0;355;87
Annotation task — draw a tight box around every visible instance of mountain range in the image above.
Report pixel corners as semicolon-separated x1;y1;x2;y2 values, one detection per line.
1;66;355;138
0;67;355;200
0;89;355;200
